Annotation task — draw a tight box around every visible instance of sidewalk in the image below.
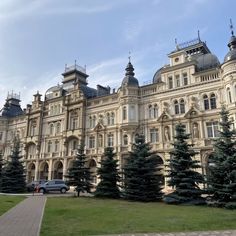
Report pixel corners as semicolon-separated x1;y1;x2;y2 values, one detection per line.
101;231;236;236
0;196;46;236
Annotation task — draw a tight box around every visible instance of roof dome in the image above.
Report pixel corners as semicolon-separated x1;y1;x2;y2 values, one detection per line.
122;61;139;87
196;53;220;71
153;67;163;83
224;35;236;62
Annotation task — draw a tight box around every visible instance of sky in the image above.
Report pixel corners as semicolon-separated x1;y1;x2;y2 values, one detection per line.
0;0;235;108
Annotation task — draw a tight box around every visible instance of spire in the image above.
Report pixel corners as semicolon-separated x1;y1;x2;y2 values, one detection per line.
230;18;234;36
227;19;236;50
125;60;135;77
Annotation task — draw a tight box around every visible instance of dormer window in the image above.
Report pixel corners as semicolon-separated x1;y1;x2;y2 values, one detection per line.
175;57;179;62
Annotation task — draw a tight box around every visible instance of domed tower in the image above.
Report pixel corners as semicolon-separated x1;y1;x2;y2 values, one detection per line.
119;59;140;148
221;20;236;105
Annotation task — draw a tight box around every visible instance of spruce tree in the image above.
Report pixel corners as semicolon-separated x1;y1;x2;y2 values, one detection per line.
94;147;120;198
123;134;163;202
65;143;92;197
163;123;205;205
207;106;236;208
1;138;26;193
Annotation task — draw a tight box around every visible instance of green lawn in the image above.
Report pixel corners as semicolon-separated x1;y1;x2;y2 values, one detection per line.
40;197;236;236
0;195;25;216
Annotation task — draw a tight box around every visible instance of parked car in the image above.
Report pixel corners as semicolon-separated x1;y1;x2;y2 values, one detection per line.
36;179;70;194
26;180;46;192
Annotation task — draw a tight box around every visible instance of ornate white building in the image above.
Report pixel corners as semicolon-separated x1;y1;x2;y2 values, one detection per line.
1;30;236;190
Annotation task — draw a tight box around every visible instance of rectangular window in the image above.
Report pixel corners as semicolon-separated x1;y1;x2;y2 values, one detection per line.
206;121;219;138
150;128;158;143
70;117;78;130
175;75;180;87
89;137;95;148
108;134;114;147
183;73;188;85
168;77;173;89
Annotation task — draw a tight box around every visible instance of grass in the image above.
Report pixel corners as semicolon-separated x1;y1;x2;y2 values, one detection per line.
40;197;236;236
0;195;25;216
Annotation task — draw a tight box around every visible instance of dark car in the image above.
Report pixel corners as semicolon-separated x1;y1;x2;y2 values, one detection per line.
36;179;70;194
26;180;46;192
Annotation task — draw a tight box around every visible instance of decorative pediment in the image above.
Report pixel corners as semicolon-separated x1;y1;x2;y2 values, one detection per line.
184;106;202;118
157;110;172;122
93;122;105;131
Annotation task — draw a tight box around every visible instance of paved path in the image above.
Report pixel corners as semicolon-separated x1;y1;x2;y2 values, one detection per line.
0;196;46;236
102;231;236;236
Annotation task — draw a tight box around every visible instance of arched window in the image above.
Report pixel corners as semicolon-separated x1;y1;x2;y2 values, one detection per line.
99;114;103;124
47;141;52;153
180;99;185;114
123;106;127;120
123;134;128;146
174;100;179;114
153;104;158;118
107;113;110;125
111;112;115;125
89;116;93;128
148;105;152;118
210;93;216;109
55;140;59;152
92;115;96;128
56;122;61;134
227;88;232;103
49;123;54;135
203;95;209;110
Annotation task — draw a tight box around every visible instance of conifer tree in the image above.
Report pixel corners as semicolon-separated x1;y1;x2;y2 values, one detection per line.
207;106;236;208
94;147;120;198
123;134;163;202
65;143;92;197
1;138;26;193
163;123;205;205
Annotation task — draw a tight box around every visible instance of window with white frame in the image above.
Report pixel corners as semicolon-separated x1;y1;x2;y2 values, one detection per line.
130;105;135;120
150;128;159;143
168;76;173;89
206;121;219;138
111;112;115;125
227;87;232;103
47;141;52;153
49;123;54;135
210;94;216;109
203;94;209;110
98;134;103;147
183;73;188;86
123;106;127;120
89;136;95;148
175;74;180;87
180;99;185;114
174;100;179;114
55;140;59;152
56;122;61;134
107;133;114;147
123;134;128;146
153;104;158;118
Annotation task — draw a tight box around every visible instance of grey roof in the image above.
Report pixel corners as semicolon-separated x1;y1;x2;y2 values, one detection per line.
153;67;163;83
122;62;139;87
224;35;236;62
0;99;24;117
196;53;220;71
80;84;97;98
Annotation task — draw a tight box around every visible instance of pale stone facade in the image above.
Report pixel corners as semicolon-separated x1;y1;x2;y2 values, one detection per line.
1;32;236;190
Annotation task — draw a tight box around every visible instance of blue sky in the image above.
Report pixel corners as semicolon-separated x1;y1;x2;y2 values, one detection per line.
0;0;235;108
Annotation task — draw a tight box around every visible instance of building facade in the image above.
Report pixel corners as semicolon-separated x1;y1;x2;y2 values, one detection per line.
1;31;236;190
